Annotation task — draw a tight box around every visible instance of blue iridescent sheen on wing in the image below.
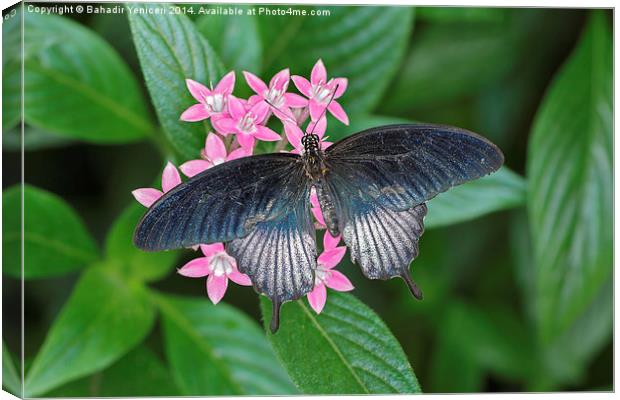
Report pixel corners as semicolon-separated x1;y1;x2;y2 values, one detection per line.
325;124;504;211
133;153;305;251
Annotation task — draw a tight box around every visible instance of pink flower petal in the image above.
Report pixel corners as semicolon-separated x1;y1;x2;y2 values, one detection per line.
310;191;320;207
322;141;333;149
227;95;247;120
212;117;238;135
214;71;235;95
180;103;210;122
200;243;225;257
307;284;327;314
228;270;253;286
311;59;327;85
186;79;211;102
227;147;250;161
132;188;163;208
309;101;325;122
237;133;256;149
250;101;270;124
284;93;308;108
284;122;303;151
205;132;227;162
254;126;281;142
291;75;312;98
328;101;349;125
180;159;212;177
243;71;268;96
162;162;181;192
325;270;354;292
332;78;348;98
312;207;326;226
307;117;327;138
247;94;262;106
270;68;290;91
207;274;228;304
318;246;347;269
178;257;211;277
323;232;342;250
271;106;297;124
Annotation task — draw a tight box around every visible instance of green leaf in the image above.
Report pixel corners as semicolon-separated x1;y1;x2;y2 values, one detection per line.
426;167;526;229
196;5;262;73
429;301;535;392
22;13;152;143
155;294;297;395
105;203;179;282
382;21;518;113
526;12;612;342
3;126;76;152
127;2;226;161
416;7;507;23
3;342;21;396
260;6;413;114
44;345;181;397
2;6;21;131
260;292;421;394
3;185;99;279
24;267;156;396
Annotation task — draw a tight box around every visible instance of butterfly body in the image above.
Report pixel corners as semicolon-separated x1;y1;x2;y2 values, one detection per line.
134;123;504;332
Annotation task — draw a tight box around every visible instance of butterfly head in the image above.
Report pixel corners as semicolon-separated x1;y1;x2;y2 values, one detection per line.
301;133;321;154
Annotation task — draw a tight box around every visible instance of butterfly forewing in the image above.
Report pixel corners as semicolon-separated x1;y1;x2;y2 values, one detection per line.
133;153;306;251
325;124;504;211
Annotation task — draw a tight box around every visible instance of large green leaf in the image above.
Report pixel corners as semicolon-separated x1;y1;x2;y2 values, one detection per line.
426;167;526;229
44;345;181;397
155;294;296;395
3;185;99;279
382;20;519;113
416;7;507;23
196;5;262;73
260;292;421;394
22;13;152;143
24;267;156;396
3;6;21;131
260;6;413;114
526;12;612;342
3;127;76;152
3;342;21;396
105;203;179;282
127;2;226;161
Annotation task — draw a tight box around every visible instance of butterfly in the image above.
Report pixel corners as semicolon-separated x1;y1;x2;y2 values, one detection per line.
134;123;504;332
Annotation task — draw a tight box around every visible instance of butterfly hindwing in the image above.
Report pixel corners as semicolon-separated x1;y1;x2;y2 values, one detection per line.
325;124;504;211
133;153;306;251
227;186;316;332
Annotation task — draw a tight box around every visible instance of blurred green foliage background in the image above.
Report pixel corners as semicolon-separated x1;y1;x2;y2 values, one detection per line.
2;3;612;395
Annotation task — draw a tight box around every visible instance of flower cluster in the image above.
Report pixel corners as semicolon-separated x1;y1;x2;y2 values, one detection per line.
133;60;353;311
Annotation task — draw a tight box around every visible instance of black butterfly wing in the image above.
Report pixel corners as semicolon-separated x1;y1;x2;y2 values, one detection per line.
133;153;307;251
321;123;504;294
325;123;504;211
227;186;316;332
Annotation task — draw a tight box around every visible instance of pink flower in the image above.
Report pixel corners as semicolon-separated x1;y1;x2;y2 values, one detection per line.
307;232;354;313
212;95;281;149
292;59;349;125
244;69;308;122
132;162;181;207
180;71;236;122
284;117;332;155
179;132;251;178
309;190;326;227
178;243;252;304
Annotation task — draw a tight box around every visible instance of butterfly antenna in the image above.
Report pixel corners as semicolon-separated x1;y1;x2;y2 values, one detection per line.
264;98;297;126
270;299;282;333
401;272;424;300
306;82;340;137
